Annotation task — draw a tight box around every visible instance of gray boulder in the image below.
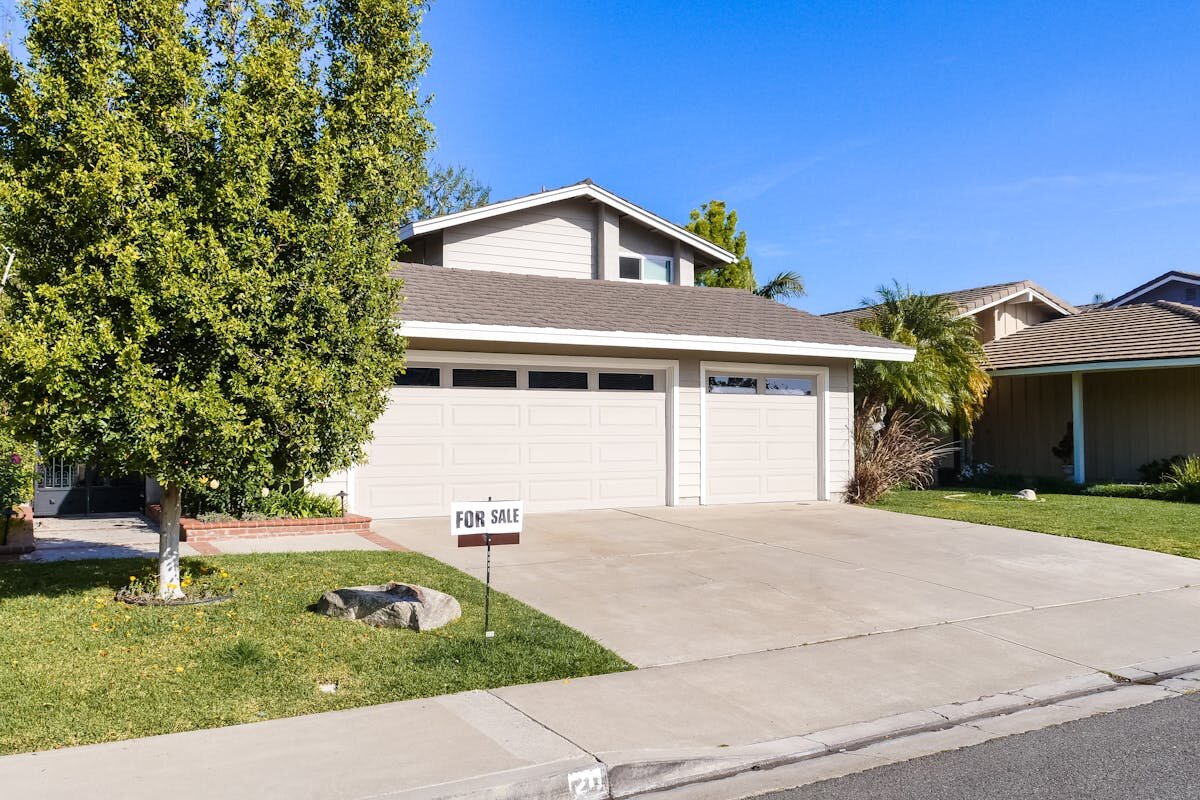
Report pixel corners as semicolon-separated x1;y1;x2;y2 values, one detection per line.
315;582;461;631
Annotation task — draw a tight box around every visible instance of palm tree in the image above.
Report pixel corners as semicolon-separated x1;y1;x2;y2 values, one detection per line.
755;271;806;301
853;282;990;435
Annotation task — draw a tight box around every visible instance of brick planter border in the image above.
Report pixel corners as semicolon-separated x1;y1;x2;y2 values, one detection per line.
146;504;371;542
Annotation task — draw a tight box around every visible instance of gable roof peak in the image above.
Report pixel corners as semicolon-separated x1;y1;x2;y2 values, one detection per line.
399;180;737;265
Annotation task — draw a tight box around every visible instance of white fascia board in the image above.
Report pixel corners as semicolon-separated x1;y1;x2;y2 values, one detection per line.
399;183;737;265
1109;274;1200;307
991;355;1200;376
400;320;916;362
959;288;1075;318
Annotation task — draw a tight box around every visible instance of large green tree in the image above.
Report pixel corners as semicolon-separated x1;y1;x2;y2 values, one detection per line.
414;162;490;220
853;282;990;435
0;0;431;596
687;200;806;301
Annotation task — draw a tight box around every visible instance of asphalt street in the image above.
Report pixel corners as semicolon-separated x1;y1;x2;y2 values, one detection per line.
754;693;1200;800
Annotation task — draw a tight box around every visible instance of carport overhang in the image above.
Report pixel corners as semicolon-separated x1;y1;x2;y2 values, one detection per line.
989;355;1200;484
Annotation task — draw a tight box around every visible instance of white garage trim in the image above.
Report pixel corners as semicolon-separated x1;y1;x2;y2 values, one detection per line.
366;350;680;514
699;361;831;504
401;321;915;362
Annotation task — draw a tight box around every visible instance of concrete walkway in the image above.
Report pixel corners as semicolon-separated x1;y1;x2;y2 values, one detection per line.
5;502;1200;798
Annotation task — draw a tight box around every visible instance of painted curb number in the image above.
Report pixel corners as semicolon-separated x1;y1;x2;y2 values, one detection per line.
567;765;608;799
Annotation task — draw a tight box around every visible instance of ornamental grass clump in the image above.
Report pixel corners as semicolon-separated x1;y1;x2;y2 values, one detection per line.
847;407;956;505
1166;456;1200;503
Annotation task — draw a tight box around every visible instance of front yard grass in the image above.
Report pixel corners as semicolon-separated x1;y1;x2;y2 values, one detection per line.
0;551;631;755
875;488;1200;558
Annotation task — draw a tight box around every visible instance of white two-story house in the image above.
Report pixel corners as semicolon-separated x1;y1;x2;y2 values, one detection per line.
321;180;913;519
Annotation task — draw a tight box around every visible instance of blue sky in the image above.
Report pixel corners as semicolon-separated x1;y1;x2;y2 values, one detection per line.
422;1;1200;312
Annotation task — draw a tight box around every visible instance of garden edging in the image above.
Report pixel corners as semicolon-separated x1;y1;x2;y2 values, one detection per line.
146;503;371;542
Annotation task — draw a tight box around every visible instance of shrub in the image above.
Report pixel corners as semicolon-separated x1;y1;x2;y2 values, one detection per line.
1083;483;1173;501
1137;455;1189;484
1166;456;1200;503
847;408;956;504
257;489;343;519
183;480;343;520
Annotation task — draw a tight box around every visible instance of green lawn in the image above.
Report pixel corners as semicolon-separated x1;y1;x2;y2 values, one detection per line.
0;551;631;755
875;488;1200;558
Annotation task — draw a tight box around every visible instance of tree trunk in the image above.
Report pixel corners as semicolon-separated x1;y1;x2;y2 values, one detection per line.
158;483;185;600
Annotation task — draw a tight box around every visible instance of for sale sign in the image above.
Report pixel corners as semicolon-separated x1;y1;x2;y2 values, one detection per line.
450;500;522;547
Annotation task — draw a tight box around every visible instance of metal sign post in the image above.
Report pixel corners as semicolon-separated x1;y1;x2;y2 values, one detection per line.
450;498;523;640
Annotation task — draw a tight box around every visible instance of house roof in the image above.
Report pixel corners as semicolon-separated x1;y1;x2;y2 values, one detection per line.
984;301;1200;371
398;180;738;266
824;279;1078;325
394;263;914;361
1106;270;1200;307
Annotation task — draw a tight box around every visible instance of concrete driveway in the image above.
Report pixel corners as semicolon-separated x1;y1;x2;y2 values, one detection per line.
375;502;1200;669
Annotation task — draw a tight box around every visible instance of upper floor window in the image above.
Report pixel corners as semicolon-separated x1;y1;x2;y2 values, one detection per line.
619;254;672;283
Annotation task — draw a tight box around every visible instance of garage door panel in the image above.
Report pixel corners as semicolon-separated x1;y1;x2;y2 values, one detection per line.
527;403;592;427
527;479;593;503
598;404;659;428
357;363;667;518
705;374;821;505
596;440;660;465
451;404;521;427
598;477;662;501
527;441;593;466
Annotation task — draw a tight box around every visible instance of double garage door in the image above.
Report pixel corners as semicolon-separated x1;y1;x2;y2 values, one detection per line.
354;359;823;519
355;362;668;518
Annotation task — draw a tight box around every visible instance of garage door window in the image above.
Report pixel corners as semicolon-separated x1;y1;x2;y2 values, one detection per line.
453;368;518;388
765;377;814;396
529;370;589;390
599;372;655;391
708;375;758;394
395;367;440;387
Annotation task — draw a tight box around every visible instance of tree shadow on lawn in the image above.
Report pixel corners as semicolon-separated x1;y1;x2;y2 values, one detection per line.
0;556;226;600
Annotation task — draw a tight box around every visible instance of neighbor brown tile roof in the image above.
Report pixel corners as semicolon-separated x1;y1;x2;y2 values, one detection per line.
824;279;1078;324
984;301;1200;370
394;263;909;351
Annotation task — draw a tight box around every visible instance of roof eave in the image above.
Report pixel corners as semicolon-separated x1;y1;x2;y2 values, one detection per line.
400;320;916;362
990;355;1200;376
399;183;737;265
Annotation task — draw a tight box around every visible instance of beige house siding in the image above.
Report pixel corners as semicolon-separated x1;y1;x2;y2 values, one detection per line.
1084;367;1200;482
827;362;855;497
974;300;1059;344
676;358;703;504
441;198;595;279
971;374;1072;478
972;366;1200;482
993;301;1057;340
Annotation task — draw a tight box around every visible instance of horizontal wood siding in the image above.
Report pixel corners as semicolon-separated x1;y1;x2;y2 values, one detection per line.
676;359;702;503
442;198;596;279
972;374;1072;477
827;362;854;497
1084;366;1200;482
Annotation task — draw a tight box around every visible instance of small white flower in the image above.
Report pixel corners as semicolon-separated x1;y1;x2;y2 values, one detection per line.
209;479;220;490
261;487;271;497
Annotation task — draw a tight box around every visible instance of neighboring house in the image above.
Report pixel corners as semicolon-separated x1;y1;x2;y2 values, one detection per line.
306;180;914;519
826;271;1200;484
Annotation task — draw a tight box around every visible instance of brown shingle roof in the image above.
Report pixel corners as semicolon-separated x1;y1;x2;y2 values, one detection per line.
984;301;1200;370
394;263;908;351
824;279;1078;324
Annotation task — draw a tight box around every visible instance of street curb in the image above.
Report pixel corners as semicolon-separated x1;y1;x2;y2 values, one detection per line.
413;651;1200;800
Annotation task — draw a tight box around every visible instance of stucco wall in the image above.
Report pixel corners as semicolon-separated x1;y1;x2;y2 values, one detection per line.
972;366;1200;482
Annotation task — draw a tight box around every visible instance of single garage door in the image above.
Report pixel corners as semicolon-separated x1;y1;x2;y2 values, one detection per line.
705;371;820;504
356;362;668;518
